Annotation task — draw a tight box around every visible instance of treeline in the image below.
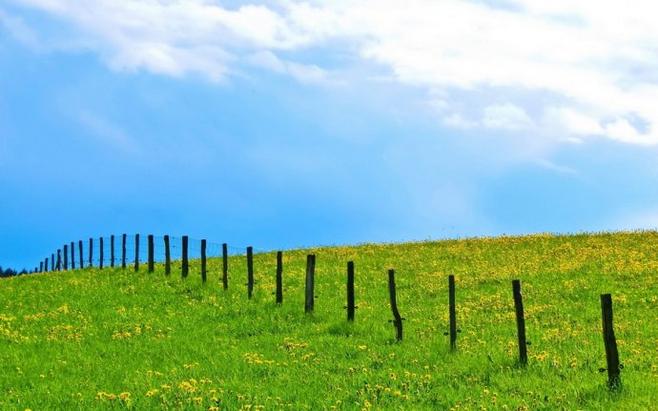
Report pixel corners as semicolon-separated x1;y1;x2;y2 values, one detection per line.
0;266;27;278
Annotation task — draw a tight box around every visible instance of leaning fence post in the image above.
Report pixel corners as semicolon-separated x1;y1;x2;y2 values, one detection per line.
449;275;457;350
201;239;207;283
181;236;189;278
247;246;254;298
512;280;528;365
121;234;126;269
164;235;171;275
63;244;68;270
148;235;154;273
347;261;355;321
305;254;316;313
69;242;75;270
111;235;115;268
601;294;621;389
134;234;140;272
275;251;283;304
89;238;93;267
78;240;84;269
222;243;228;290
99;237;104;269
388;269;403;341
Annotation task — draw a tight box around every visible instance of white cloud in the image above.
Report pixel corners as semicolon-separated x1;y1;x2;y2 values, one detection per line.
8;0;658;145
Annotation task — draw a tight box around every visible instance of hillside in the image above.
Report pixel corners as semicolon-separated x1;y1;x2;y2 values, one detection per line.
1;232;657;409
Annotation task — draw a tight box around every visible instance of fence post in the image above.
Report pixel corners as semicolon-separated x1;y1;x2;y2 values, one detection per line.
121;234;126;269
512;280;528;365
99;237;104;269
305;254;316;313
111;235;115;268
247;246;254;298
78;240;84;269
164;235;171;275
63;244;68;270
89;238;93;267
51;254;54;272
39;261;43;272
276;251;283;304
601;294;621;389
201;239;207;283
56;249;61;271
134;234;140;272
347;261;355;321
70;242;75;270
181;236;189;278
45;258;49;272
388;269;403;341
449;275;457;350
148;234;154;273
222;243;228;290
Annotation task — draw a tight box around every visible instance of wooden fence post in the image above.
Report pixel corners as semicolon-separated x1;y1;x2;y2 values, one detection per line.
164;235;171;275
63;244;68;270
247;246;254;298
512;280;528;365
347;261;355;321
601;294;621;389
121;234;126;269
78;240;84;269
99;237;104;269
222;243;228;290
305;254;316;313
201;239;207;283
148;235;154;273
51;254;54;271
111;235;115;268
181;236;189;278
134;234;140;272
39;262;43;272
388;269;403;341
276;251;283;304
56;249;61;271
70;242;75;270
89;238;93;267
449;275;457;350
45;258;49;272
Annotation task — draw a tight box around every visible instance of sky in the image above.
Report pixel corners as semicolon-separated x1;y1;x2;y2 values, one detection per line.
2;0;658;269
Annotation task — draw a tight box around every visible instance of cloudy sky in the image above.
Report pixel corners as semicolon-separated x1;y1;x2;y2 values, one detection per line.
2;0;658;269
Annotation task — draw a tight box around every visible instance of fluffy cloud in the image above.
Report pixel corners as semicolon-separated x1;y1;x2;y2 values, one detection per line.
6;0;658;145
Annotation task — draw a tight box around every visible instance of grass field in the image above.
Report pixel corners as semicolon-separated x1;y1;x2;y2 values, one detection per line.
1;231;657;410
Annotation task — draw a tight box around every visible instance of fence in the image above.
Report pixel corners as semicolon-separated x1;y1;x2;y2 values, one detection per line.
26;233;624;390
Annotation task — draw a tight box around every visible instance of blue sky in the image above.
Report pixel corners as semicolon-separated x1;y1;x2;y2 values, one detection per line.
2;0;658;269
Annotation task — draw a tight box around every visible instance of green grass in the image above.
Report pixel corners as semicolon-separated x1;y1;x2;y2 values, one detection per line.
1;231;657;410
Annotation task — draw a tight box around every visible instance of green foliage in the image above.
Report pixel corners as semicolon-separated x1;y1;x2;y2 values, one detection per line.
1;231;657;409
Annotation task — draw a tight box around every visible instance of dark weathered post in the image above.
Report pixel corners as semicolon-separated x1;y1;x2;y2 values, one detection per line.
63;244;68;270
78;240;84;269
110;235;115;268
512;280;528;365
39;262;43;272
51;254;55;272
134;234;140;272
201;239;207;283
121;234;126;269
388;269;403;341
56;249;61;271
347;261;356;321
222;243;228;290
275;251;283;304
247;246;254;298
449;275;457;350
148;235;154;273
70;242;75;270
89;238;93;267
181;236;189;278
304;254;316;313
45;258;49;272
99;237;104;269
164;235;171;275
601;294;621;389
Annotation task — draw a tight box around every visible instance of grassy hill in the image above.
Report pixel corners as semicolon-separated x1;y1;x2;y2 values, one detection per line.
1;232;657;410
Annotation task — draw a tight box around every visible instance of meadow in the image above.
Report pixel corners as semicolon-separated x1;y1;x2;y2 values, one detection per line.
0;231;657;410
